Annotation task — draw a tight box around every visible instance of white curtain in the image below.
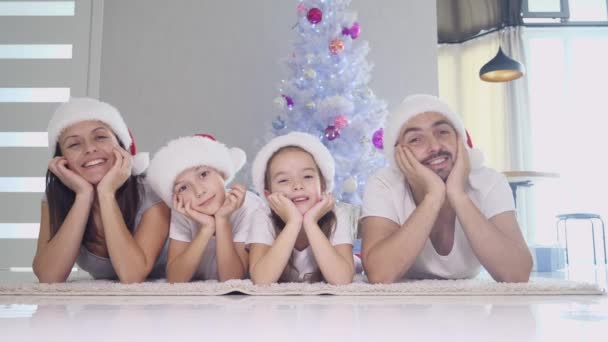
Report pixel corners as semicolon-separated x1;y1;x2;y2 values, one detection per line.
439;26;608;251
438;27;534;240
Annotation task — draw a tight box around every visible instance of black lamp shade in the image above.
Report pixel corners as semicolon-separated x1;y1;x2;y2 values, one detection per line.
479;47;525;82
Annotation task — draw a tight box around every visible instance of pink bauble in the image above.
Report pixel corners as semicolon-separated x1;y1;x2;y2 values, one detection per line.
307;8;323;24
297;3;308;15
334;115;349;129
372;128;384;149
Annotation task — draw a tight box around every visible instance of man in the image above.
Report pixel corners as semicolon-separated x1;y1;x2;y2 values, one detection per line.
361;94;532;283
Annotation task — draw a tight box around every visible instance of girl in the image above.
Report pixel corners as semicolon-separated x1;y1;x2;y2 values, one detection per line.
248;132;355;285
33;98;170;283
146;134;267;283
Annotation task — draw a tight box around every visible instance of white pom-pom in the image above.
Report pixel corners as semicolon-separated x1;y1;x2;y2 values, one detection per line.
342;177;358;194
230;147;247;171
132;152;150;175
273;96;286;110
467;148;485;170
303;68;317;79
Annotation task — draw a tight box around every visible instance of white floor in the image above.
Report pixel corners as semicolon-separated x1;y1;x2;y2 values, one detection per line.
1;267;607;341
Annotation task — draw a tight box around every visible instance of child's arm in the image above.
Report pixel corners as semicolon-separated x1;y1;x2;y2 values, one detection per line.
214;185;248;281
165;196;216;283
98;149;170;284
249;193;302;285
33;157;95;283
165;226;214;283
304;194;355;285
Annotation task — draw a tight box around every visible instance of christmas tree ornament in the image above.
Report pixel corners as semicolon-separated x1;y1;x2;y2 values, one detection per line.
303;68;317;79
324;125;340;141
334;115;349;129
297;3;308;15
273;96;286;110
342;177;358;193
372;128;384;149
307;8;323;24
282;95;294;108
342;22;361;39
329;38;345;54
272;116;286;130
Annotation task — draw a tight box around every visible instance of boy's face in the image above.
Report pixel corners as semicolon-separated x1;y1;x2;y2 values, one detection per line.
173;165;226;215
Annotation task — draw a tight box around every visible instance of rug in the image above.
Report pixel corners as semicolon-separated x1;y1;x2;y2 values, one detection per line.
0;275;604;296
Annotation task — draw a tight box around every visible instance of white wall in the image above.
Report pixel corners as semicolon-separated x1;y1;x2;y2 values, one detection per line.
99;0;438;181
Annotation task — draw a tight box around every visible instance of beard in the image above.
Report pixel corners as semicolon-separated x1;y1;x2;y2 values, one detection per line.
421;150;452;181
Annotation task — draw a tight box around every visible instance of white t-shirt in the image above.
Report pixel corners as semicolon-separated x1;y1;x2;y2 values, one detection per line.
169;191;266;280
246;203;354;283
361;166;515;280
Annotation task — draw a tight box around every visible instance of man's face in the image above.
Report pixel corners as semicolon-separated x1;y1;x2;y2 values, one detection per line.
397;112;459;181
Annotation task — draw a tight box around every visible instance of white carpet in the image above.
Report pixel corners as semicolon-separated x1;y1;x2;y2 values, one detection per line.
0;275;604;296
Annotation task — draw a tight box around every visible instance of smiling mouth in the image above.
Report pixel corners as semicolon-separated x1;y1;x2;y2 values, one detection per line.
82;159;107;168
424;156;449;166
197;194;216;207
291;196;310;204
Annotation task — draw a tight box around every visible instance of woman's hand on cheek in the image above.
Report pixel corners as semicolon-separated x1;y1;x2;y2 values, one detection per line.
48;157;94;197
97;148;132;196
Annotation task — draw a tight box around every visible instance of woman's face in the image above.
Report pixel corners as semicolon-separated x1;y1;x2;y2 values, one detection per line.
57;120;120;184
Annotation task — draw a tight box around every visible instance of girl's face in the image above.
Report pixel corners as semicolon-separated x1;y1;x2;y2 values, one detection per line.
266;148;324;215
173;166;226;216
58;120;120;185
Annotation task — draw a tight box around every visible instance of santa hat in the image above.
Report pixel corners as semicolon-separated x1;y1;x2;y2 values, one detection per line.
384;94;484;170
252;131;335;196
47;97;149;175
146;134;247;206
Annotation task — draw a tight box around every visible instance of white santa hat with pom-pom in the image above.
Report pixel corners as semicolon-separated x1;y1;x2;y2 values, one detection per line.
251;131;335;197
146;134;247;207
383;94;484;171
47;97;149;175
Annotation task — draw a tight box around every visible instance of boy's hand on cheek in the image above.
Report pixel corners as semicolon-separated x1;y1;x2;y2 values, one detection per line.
216;184;246;219
174;194;216;233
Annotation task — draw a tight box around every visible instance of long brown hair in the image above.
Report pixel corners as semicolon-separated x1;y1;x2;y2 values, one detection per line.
45;141;141;240
264;146;337;282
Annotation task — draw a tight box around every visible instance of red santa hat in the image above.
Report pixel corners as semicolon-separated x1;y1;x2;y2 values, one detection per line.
47;97;149;175
384;94;484;170
146;134;247;206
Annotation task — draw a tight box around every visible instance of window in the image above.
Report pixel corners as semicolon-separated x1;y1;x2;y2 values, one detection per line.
0;0;101;270
523;0;608;23
523;27;608;264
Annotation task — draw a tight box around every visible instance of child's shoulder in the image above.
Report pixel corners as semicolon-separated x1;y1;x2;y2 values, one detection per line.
241;190;269;212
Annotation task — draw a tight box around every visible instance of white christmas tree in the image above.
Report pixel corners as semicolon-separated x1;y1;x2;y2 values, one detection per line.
269;0;387;204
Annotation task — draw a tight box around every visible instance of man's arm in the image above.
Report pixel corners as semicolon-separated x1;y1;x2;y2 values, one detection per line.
451;195;532;282
361;193;443;283
446;140;532;282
